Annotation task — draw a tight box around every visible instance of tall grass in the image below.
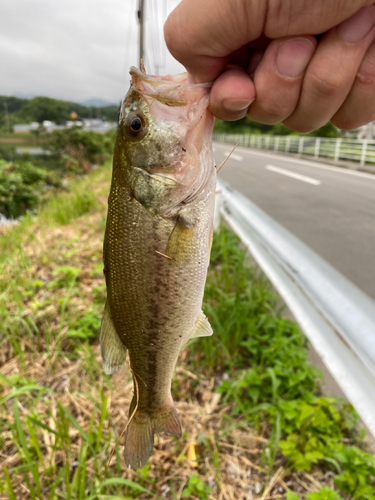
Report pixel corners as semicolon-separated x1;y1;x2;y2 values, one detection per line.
0;168;374;499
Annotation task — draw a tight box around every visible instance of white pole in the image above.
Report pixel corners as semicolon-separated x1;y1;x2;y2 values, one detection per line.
334;138;342;163
298;137;304;155
360;140;368;167
314;138;321;158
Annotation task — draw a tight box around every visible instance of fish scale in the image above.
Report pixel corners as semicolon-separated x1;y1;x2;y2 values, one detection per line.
100;67;216;469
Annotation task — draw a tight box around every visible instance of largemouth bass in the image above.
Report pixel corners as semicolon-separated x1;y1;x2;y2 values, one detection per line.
101;67;215;469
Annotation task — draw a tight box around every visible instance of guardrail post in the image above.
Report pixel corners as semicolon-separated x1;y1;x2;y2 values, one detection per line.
274;137;279;151
265;136;270;149
298;137;304;155
334;138;342;162
285;136;290;153
257;136;262;149
314;138;321;158
360;139;368;166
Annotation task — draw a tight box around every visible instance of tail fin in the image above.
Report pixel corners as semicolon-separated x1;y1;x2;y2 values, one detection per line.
123;397;182;469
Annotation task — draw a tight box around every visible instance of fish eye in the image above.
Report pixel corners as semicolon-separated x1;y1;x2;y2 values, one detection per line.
125;113;146;138
131;117;142;131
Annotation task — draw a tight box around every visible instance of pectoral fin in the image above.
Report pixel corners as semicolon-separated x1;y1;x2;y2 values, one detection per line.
100;301;127;374
166;217;196;262
190;311;213;339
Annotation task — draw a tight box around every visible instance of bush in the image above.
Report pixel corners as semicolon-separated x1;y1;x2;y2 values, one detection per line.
0;160;59;218
48;127;115;174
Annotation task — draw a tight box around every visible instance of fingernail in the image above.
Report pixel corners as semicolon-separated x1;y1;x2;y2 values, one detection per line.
223;98;254;112
276;38;316;78
337;6;375;42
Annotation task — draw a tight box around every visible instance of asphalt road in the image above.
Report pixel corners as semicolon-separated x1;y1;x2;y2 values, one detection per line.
214;142;375;301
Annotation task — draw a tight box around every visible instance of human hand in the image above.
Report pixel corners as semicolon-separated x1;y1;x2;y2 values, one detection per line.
164;0;375;132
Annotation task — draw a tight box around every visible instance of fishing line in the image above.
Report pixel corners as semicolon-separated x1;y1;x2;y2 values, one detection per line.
122;0;136;79
149;0;161;74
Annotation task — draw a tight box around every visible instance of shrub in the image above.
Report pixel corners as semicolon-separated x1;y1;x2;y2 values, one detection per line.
48;127;114;174
0;160;57;218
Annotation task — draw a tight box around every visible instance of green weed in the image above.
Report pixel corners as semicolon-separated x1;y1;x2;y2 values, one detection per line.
306;487;344;500
189;226;375;499
181;473;212;499
42;188;97;226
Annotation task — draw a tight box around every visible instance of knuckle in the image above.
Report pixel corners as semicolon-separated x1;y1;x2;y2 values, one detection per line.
356;65;375;87
309;69;343;99
163;19;177;55
252;97;293;124
163;16;187;60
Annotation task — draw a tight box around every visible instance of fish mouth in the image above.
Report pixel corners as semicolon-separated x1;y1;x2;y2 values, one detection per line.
130;66;213;88
119;68;213;121
129;67;213;107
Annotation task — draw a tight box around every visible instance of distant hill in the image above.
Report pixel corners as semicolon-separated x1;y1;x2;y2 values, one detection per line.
14;92;35;99
0;95;120;131
12;95;119;107
80;98;119;108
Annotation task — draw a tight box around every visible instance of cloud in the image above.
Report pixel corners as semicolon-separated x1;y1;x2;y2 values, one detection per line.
0;0;184;102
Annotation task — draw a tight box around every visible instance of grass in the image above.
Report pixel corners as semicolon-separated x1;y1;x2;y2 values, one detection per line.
0;164;374;499
0;163;108;264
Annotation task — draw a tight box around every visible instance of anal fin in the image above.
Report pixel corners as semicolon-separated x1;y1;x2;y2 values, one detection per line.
190;310;213;339
100;301;127;374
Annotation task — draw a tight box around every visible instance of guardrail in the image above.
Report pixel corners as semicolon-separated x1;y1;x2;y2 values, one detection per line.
213;133;375;167
215;178;375;438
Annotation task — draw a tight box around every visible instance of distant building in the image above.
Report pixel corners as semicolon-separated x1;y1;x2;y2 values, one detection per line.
341;121;375;140
356;122;375;140
13;120;116;134
13;122;39;133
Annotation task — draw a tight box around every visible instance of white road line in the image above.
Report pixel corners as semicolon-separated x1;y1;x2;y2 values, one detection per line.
213;142;375;181
224;151;243;161
266;165;321;185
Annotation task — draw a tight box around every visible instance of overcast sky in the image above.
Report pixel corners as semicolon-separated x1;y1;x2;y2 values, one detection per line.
0;0;184;103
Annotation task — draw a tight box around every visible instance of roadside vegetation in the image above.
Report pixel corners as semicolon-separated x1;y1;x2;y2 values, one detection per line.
0;128;115;219
0;166;374;499
213;117;341;138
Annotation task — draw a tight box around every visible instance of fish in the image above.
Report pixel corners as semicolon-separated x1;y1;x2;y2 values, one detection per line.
100;67;216;469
